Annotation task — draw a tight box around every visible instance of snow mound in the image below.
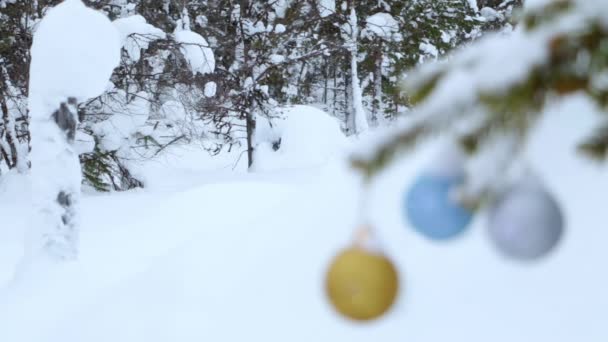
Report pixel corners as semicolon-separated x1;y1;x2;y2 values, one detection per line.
174;29;215;75
254;105;347;171
28;0;121;113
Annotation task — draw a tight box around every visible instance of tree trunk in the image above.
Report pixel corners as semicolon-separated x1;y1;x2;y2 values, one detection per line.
344;65;355;134
323;63;328;105
235;1;256;169
372;46;383;127
332;65;338;117
246;109;255;168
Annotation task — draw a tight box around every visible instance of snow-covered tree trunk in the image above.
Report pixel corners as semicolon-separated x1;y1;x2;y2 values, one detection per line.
29;98;81;260
0;66;28;173
0;93;20;170
348;4;368;135
27;0;120;261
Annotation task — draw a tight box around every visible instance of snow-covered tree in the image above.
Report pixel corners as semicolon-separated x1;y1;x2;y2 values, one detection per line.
0;0;42;174
0;0;520;189
187;0;336;167
80;6;217;191
359;0;480;120
360;10;400;126
286;0;496;130
27;0;120;260
0;0;222;190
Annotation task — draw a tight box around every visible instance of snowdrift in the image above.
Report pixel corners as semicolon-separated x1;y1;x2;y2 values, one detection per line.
254;105;348;171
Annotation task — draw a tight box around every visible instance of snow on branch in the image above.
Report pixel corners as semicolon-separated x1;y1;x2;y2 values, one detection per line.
113;15;166;63
363;12;400;40
351;0;608;179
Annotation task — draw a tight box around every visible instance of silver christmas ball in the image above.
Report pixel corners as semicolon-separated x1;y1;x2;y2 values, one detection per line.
487;180;564;261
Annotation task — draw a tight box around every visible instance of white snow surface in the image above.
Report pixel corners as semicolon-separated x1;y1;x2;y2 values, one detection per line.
419;41;439;59
254;105;347;171
92;91;150;152
204;81;217;97
467;0;479;12
74;131;96;155
174;29;215;75
270;54;286;64
365;12;399;39
274;24;286;33
318;0;336;17
480;7;503;22
424;140;467;178
113;15;166;62
28;0;121;114
273;0;292;18
0;104;607;341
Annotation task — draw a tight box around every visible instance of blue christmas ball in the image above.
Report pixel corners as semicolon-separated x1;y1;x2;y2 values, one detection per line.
405;173;473;240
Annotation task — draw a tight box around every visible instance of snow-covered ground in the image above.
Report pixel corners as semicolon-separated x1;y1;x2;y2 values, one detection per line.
0;102;607;341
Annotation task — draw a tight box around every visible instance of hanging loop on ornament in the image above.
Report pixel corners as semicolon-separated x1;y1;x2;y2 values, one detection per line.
351;224;385;254
455;133;524;211
353;225;373;246
354;176;376;228
351;175;389;254
355;185;371;227
485;158;543;206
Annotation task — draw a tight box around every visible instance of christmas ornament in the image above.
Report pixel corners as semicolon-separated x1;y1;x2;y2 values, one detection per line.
487;176;564;261
325;227;399;321
404;144;473;240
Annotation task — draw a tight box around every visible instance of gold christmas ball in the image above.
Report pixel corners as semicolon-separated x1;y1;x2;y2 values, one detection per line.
325;246;399;321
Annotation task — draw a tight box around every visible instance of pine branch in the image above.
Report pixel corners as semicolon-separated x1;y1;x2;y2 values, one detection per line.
351;0;608;179
578;121;608;161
